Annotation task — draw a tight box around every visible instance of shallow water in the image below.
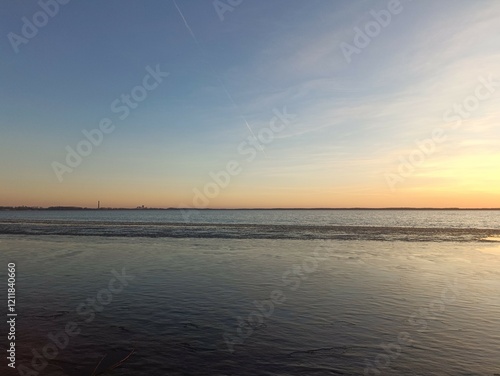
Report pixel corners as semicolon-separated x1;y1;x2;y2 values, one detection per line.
2;210;500;244
1;234;500;375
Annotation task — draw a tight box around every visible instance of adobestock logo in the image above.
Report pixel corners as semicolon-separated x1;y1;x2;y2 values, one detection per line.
7;0;71;54
179;106;296;219
223;243;330;353
384;74;499;192
364;279;460;375
52;64;169;182
340;0;410;64
213;0;243;21
17;268;134;376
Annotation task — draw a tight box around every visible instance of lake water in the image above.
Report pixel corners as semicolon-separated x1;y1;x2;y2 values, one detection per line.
1;210;499;375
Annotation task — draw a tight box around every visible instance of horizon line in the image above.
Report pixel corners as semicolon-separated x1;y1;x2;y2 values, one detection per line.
2;206;500;211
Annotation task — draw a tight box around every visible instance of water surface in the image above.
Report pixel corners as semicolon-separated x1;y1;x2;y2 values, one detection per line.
1;210;499;375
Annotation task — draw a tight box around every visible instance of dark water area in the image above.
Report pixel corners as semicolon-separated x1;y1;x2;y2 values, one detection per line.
1;210;500;242
2;219;500;242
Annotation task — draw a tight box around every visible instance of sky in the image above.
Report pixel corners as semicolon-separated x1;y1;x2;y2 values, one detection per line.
1;0;500;208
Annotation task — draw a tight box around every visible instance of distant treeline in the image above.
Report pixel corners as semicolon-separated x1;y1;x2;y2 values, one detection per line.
0;207;499;211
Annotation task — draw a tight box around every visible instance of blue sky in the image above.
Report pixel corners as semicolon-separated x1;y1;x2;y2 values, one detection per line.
1;0;500;208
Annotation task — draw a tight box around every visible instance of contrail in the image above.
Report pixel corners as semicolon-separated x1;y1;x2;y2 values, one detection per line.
220;83;266;156
170;0;266;157
172;0;198;44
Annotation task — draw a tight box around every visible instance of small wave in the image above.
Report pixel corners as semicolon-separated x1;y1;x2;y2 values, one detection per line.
482;236;500;242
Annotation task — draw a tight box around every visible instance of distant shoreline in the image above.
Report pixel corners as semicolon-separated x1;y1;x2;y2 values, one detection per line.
1;207;500;211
